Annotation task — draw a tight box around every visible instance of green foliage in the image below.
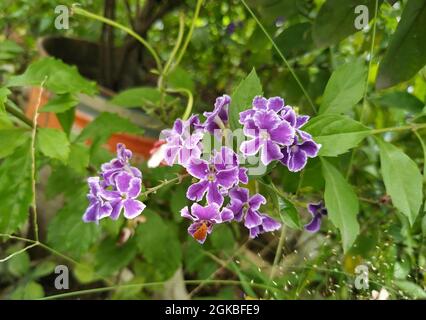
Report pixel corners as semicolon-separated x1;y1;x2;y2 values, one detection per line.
275;23;314;59
321;158;360;252
7;57;97;95
37;128;70;163
137;210;182;280
304;114;371;156
319;60;367;114
370;91;425;113
47;190;101;258
0;128;30;158
40;94;78;113
278;196;302;230
376;0;426;89
0;143;32;234
228;68;263;130
313;0;380;48
111;87;162;108
0;87;10;112
377;139;423;226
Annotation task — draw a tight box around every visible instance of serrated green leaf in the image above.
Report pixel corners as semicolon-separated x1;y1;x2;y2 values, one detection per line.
377;139;423;225
376;0;426;89
7;57;97;95
0;142;32;234
47;190;100;258
0;128;31;158
95;237;138;277
321;158;359;252
137;210;182;280
304;114;371;156
41;94;78;113
229;68;263;131
319;60;366;114
111;87;162;108
37;128;70;162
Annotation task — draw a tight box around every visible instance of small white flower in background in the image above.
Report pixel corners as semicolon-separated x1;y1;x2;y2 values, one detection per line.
148;141;167;168
371;288;389;300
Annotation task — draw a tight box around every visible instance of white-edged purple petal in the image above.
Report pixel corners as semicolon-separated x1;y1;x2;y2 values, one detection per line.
123;199;145;219
186;180;209;202
187;158;209;179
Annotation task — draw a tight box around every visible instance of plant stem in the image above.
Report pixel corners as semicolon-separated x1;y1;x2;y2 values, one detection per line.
166;88;193;120
5;102;33;128
240;0;316;113
39;278;278;300
30;79;47;242
140;174;189;198
172;0;203;71
0;243;39;263
371;123;426;134
72;5;163;74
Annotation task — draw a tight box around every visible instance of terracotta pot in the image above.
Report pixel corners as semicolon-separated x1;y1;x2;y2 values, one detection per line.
25;36;163;159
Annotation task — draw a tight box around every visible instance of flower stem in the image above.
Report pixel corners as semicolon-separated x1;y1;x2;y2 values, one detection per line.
172;0;203;71
30;78;48;243
5;101;33;128
140;174;189;198
166;88;193;121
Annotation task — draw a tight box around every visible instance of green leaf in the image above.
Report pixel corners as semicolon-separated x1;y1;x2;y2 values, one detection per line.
68;143;90;174
41;94;78;113
47;191;100;258
319;60;367;114
278;196;302;230
313;0;380;48
37;128;70;162
377;139;423;225
56;107;75;137
137;210;182;280
10;281;44;300
111;87;161;108
228;68;263;131
395;280;426;299
370;91;425;114
7;57;97;95
168;66;195;92
0;40;23;61
321;158;360;252
0;87;11;112
275;23;314;59
76;112;143;150
0;128;31;158
7;245;31;277
303;114;371;156
0;143;32;234
376;0;426;89
95;237;139;277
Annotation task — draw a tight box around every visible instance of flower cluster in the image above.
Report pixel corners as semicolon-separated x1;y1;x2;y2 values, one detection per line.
159;94;321;243
240;96;321;170
84;94;324;242
83;143;146;223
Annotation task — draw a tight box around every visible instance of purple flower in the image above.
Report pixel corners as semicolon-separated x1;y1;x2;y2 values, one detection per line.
103;172;146;220
228;187;265;228
186;147;240;206
83;143;145;223
249;214;281;239
83;177;113;223
239;96;285;123
203;94;230;138
240;109;294;165
161;115;204;167
101;143;141;185
305;201;327;233
181;203;234;244
280;136;320;172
